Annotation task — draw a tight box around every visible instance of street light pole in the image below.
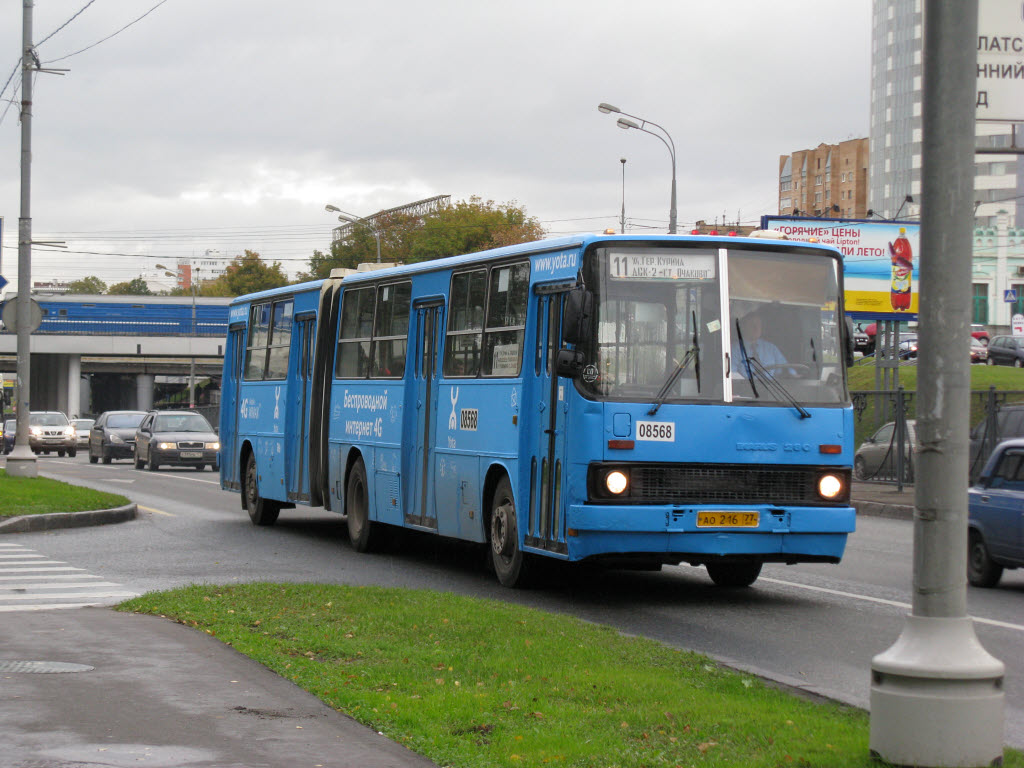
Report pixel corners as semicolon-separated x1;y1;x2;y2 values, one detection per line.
598;103;677;234
8;0;38;477
619;157;626;234
189;267;198;409
325;204;381;263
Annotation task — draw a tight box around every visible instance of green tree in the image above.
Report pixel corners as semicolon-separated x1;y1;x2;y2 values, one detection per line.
304;197;545;279
67;276;107;294
200;251;289;297
107;277;154;295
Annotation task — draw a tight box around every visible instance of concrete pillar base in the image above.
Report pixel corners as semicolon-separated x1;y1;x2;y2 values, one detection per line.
870;615;1004;767
5;445;38;477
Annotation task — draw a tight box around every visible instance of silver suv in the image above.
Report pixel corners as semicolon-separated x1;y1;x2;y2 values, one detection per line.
29;411;77;457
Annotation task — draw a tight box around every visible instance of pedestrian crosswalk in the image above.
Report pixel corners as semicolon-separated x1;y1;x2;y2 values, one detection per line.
0;542;139;612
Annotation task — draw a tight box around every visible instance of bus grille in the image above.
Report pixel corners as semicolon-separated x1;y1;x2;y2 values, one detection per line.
593;464;849;506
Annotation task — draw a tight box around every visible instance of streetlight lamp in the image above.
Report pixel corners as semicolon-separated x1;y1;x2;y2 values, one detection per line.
325;204;381;263
598;103;677;234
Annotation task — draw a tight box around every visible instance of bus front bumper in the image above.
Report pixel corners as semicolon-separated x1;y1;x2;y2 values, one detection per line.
562;503;856;564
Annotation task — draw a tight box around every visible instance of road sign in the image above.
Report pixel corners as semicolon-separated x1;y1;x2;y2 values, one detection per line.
1005;288;1018;302
0;275;7;292
0;296;42;332
1013;314;1024;336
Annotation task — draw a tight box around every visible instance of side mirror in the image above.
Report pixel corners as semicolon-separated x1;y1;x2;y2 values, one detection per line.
555;348;586;379
562;286;593;346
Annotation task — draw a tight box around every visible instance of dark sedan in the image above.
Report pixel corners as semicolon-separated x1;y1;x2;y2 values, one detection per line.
89;410;148;464
134;411;220;471
2;418;15;454
968;438;1024;587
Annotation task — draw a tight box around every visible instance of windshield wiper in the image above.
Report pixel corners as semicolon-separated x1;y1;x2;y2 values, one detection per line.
649;311;701;416
734;319;810;419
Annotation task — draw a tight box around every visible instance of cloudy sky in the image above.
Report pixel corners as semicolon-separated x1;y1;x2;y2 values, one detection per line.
0;0;871;291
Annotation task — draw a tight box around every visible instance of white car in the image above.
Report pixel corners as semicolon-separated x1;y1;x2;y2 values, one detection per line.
70;418;95;447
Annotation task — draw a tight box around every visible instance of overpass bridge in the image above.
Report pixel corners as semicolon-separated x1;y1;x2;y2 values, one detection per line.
0;294;232;417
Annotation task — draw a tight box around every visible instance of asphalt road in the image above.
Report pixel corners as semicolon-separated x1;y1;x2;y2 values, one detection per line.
16;452;1024;750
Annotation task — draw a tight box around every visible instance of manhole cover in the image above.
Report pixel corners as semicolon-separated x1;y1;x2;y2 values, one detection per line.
0;661;94;674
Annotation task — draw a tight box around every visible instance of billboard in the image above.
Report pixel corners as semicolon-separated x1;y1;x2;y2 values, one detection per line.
761;216;920;321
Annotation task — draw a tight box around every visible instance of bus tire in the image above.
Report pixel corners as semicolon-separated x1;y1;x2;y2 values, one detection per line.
706;560;762;588
346;457;382;552
244;452;280;526
490;476;529;588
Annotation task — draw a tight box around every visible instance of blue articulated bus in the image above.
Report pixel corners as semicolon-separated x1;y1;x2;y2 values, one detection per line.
221;233;856;587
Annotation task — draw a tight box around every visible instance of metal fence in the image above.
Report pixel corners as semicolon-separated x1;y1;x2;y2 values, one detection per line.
851;387;1024;486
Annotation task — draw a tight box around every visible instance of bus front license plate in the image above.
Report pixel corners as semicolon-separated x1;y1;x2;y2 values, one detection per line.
697;511;759;528
179;451;202;459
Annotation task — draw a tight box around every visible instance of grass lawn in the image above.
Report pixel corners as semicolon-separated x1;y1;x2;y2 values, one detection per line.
0;469;130;517
119;583;1022;768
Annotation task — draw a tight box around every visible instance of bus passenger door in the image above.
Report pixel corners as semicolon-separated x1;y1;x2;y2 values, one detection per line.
222;327;245;491
287;315;316;502
528;293;569;556
408;301;443;529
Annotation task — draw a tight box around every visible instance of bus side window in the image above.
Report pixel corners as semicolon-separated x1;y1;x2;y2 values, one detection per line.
336;287;375;379
372;282;410;379
244;303;272;380
265;299;293;380
444;269;487;377
484;262;529;377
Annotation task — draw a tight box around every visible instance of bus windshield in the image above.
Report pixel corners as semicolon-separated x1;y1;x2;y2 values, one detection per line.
578;244;847;406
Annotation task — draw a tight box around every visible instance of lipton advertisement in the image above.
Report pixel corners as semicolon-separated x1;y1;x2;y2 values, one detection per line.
761;216;920;320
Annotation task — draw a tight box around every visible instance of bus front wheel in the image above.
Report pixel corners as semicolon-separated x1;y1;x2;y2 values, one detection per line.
244;453;280;526
346;457;382;552
706;561;762;588
490;476;528;588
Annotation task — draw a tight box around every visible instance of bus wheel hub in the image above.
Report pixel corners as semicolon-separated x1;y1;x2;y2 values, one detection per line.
491;503;514;557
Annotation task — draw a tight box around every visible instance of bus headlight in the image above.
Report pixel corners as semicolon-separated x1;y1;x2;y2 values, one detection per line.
605;470;629;495
818;473;844;500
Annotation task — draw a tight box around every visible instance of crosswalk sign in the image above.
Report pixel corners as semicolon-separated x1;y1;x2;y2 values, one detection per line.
1006;289;1018;303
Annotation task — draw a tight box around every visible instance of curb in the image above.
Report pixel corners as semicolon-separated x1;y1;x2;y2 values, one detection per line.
0;503;137;533
853;500;914;520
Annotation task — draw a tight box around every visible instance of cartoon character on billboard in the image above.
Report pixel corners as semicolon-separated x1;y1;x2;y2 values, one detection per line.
889;227;913;311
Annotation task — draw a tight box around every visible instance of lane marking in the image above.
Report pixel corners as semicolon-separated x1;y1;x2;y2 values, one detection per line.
0;566;80;573
761;576;1024;633
138;505;175;517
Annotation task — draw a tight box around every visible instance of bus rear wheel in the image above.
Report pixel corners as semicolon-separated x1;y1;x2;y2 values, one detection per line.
706;561;762;588
490;476;529;588
244;452;280;526
346;457;382;552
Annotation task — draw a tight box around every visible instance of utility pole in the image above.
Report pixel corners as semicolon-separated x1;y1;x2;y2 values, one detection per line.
869;3;1004;765
7;0;38;478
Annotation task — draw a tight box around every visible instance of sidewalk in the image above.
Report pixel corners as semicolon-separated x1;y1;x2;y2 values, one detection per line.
0;608;439;767
851;480;915;519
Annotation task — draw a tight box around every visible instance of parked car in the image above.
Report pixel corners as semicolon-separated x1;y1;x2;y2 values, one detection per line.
969;404;1024;481
134;410;220;471
89;410;147;464
968;438;1024;587
28;411;77;456
971;324;990;346
985;335;1024;367
970;337;989;364
854;420;917;482
70;418;94;447
2;418;15;454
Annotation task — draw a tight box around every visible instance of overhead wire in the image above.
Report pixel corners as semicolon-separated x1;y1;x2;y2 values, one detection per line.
41;0;172;65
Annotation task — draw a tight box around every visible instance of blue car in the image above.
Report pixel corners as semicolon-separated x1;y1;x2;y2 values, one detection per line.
968;438;1024;587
